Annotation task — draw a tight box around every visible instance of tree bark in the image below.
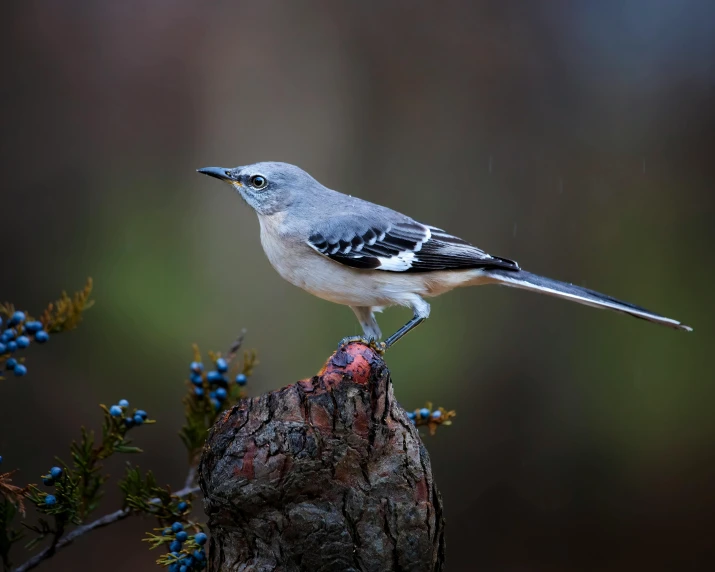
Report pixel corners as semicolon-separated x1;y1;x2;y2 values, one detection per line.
199;342;445;572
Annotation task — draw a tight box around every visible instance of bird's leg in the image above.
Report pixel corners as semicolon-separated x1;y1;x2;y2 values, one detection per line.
383;316;425;348
383;298;430;349
337;306;383;350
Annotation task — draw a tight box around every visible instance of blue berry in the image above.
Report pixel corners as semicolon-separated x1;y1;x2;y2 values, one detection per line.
191;361;203;373
210;398;220;411
133;414;144;425
43;477;54;486
169;540;182;552
215;387;227;401
162;527;172;536
193;549;206;561
9;311;25;326
5;358;17;370
0;455;3;464
14;364;27;376
124;416;136;428
407;411;416;421
215;358;228;373
25;321;43;333
194;387;204;397
177;501;188;512
176;530;188;542
135;410;148;420
34;330;49;343
419;408;430;419
194;532;208;545
0;343;5;354
206;371;222;383
236;373;247;386
190;373;203;386
171;521;184;533
431;410;442;419
50;466;62;479
169;564;179;572
109;405;122;417
179;566;188;572
45;494;57;505
16;336;30;348
118;399;129;408
7;341;17;353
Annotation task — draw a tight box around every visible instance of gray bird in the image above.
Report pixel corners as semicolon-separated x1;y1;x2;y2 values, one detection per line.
198;162;692;348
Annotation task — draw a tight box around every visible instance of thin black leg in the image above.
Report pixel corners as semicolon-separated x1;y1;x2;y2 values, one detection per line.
383;315;426;348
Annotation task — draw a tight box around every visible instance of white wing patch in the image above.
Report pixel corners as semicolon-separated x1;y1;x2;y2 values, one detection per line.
377;250;416;270
376;226;430;270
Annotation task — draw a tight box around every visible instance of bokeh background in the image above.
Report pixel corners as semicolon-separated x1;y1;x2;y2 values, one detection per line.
2;1;714;570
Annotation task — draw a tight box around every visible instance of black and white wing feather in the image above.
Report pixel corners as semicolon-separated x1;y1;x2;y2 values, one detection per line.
307;215;519;273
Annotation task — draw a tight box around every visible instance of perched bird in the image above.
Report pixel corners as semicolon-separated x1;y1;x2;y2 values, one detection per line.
198;162;691;348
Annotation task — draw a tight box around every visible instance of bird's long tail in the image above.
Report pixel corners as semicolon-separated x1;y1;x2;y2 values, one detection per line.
486;269;692;332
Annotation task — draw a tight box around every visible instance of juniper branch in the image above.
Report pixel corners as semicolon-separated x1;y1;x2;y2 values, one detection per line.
13;483;200;572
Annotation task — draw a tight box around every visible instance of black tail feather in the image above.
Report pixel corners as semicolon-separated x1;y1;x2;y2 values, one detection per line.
487;269;692;332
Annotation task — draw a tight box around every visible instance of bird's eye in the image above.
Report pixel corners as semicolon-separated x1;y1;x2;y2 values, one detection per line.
250;175;267;189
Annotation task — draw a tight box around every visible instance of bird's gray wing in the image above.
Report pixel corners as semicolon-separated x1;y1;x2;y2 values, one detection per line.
307;215;519;273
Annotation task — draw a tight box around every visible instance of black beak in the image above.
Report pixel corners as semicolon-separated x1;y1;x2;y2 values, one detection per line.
197;167;232;181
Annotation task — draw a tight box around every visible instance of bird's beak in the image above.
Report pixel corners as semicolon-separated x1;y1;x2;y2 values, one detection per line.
197;167;234;182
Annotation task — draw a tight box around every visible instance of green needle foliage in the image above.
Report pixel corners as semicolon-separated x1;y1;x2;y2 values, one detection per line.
120;467;193;523
0;282;261;571
0;278;93;380
179;338;257;465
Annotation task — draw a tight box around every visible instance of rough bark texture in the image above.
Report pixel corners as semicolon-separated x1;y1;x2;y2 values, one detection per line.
199;342;445;572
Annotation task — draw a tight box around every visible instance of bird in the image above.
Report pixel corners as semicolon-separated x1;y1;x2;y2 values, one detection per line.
198;162;692;349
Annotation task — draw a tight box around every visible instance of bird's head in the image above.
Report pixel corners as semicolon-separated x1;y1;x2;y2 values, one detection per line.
197;161;318;216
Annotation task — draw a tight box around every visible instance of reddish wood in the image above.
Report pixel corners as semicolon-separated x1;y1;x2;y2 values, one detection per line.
199;342;445;572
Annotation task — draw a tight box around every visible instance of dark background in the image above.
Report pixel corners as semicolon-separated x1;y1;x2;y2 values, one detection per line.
2;1;714;570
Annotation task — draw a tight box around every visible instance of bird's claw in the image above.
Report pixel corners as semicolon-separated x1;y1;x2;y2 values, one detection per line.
336;336;387;354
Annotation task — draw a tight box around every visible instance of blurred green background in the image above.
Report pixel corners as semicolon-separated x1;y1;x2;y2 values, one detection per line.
1;1;714;570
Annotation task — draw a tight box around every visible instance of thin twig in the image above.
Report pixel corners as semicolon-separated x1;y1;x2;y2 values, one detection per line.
14;484;200;572
183;465;197;490
224;329;247;364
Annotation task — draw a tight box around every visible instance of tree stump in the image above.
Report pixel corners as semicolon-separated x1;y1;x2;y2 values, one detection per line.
199;342;445;572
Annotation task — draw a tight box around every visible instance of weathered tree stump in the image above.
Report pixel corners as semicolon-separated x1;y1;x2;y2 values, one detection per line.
199;342;445;572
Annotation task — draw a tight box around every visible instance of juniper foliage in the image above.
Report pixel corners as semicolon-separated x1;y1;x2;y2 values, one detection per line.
0;281;455;571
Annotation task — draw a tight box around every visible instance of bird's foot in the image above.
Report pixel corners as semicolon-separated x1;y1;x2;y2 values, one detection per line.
336;336;387;354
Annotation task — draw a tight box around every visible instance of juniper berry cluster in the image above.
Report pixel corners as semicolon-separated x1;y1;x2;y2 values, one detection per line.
162;522;208;571
405;404;454;434
108;399;150;428
41;466;63;487
407;407;442;423
0;311;50;377
189;355;249;411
